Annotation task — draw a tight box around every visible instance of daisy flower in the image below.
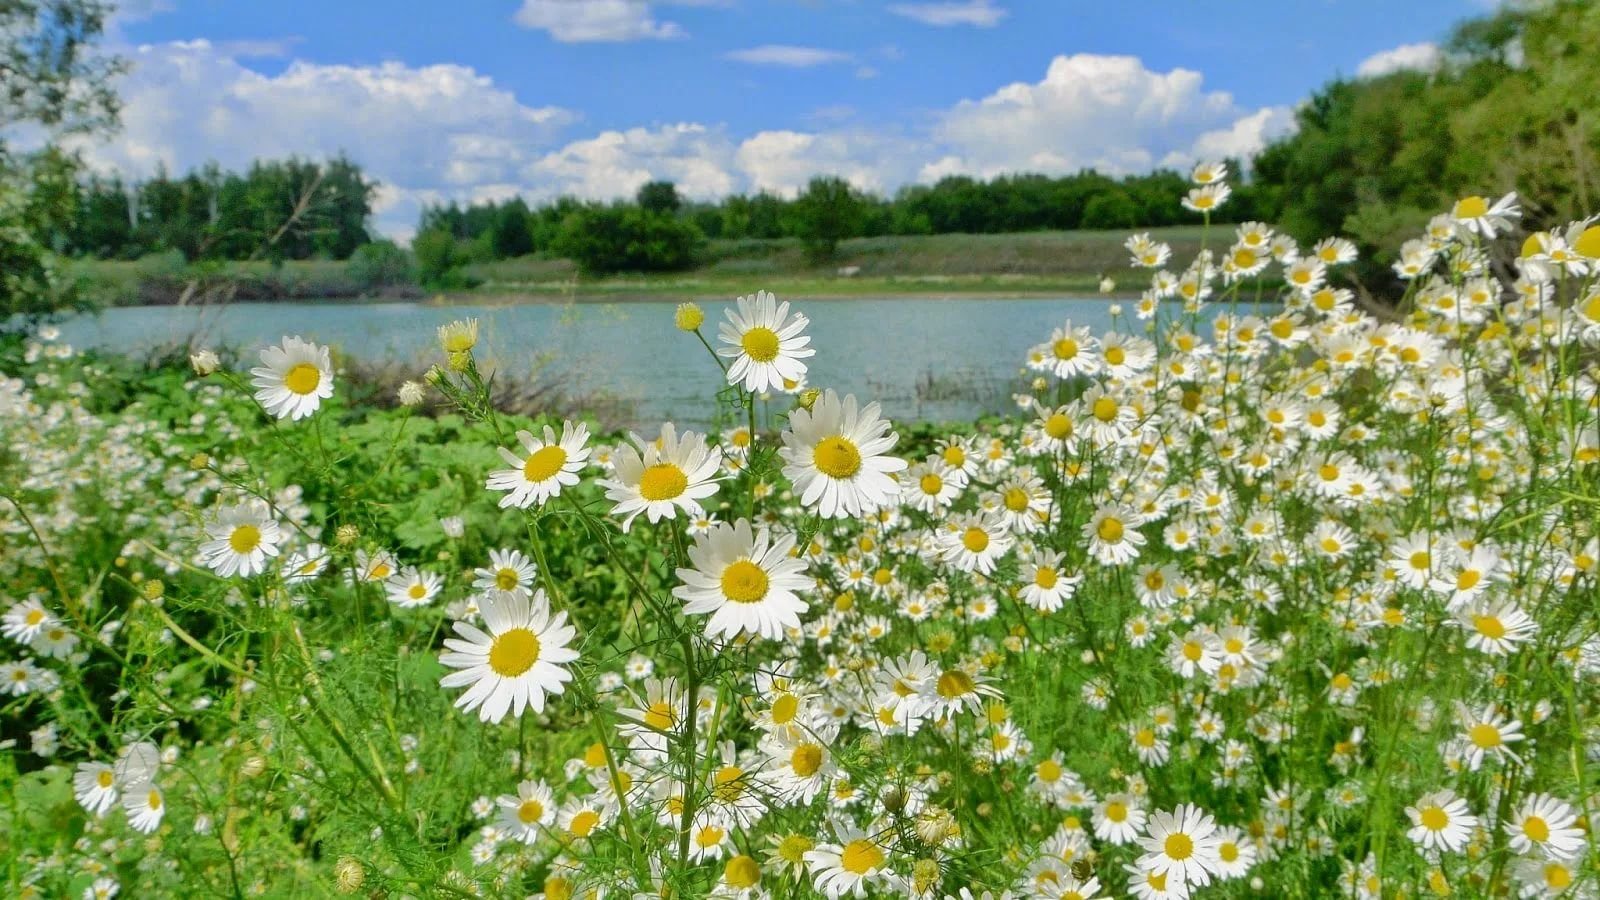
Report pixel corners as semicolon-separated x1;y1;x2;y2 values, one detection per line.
601;423;723;531
1019;549;1080;613
904;455;962;514
123;781;166;834
1451;192;1520;238
281;543;329;584
250;335;333;421
717;290;815;394
486;421;591;509
1457;599;1537;655
2;598;56;644
1084;504;1146;565
473;548;539;598
1505;793;1585;860
497;779;556;844
1405;789;1478;854
1455;702;1523;770
805;824;893;898
198;500;283;578
673;518;810;641
1137;804;1222;889
439;589;579;724
73;761;118;816
384;566;442;609
937;512;1013;575
780;390;906;519
1031;322;1100;380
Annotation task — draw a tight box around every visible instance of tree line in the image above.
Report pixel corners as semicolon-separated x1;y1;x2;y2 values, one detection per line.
412;166;1271;278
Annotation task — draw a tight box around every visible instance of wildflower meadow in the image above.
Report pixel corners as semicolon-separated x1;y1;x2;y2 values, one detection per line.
4;170;1600;899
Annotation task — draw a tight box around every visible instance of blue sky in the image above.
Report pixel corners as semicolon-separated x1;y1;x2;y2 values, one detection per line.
97;0;1484;238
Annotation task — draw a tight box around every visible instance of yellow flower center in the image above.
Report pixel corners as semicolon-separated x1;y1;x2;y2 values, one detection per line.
961;527;990;553
568;809;600;837
1106;801;1128;822
495;569;520;591
1097;517;1124;543
25;609;44;625
1044;413;1073;440
638;463;688;501
840;839;885;875
771;693;798;724
1233;248;1257;269
919;473;944;495
229;525;262;554
1105;346;1126;366
1409;550;1430;570
713;765;746;802
645;700;674;731
791;744;824;777
97;770;114;788
1454;195;1489;219
942;446;966;467
1473;616;1506;640
284;363;322;395
1092;397;1119;422
584;742;608;767
1164;832;1194;860
518;799;545;824
1419;805;1449;831
1004;487;1030;512
1037;760;1062;782
1035;568;1058;589
1546;863;1573;889
778;834;814;863
1456;570;1481;591
724;855;762;888
523;445;568;481
813;436;863;479
1148;871;1168;890
487;627;541;677
408;584;427;600
1468;723;1501;748
1220;841;1239;862
720;560;770;604
1523;815;1551;843
1182;641;1203;662
936;669;976;699
1052;338;1079;360
147;790;162;810
740;326;781;362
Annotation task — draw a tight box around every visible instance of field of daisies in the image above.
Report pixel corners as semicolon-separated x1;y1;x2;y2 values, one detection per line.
3;170;1599;900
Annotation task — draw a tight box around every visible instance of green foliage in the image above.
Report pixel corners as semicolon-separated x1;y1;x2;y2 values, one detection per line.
635;180;681;215
792;175;865;263
552;205;704;275
346;239;415;292
412;228;471;288
1079;189;1139;230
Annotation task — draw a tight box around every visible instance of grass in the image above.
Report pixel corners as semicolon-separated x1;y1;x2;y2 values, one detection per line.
71;226;1210;306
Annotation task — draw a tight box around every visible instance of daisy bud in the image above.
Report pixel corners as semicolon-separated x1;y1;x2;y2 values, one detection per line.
881;785;908;814
238;756;266;778
425;365;447;386
189;349;220;375
797;387;821;410
189;453;209;470
674;302;704;331
333;857;365;894
141;580;165;602
335;525;360;547
447;350;471;373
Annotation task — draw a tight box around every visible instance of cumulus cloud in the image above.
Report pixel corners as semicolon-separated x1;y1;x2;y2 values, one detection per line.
725;45;853;67
1355;42;1443;77
71;40;575;237
888;0;1007;28
931;54;1283;179
78;44;1296;239
512;0;685;43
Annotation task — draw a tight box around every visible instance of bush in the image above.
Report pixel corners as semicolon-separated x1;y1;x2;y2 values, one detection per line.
345;240;414;292
552;206;703;275
792;175;864;263
1080;190;1139;230
412;228;466;288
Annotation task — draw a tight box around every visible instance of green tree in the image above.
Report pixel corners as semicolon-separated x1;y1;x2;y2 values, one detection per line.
1080;190;1139;230
489;198;534;258
1;0;124;323
553;206;702;275
792;176;864;263
636;180;681;215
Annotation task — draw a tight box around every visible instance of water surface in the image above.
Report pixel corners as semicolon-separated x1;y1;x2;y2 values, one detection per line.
59;297;1139;426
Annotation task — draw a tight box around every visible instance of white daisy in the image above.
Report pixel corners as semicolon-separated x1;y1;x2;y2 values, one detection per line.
281;543;329;584
1137;804;1222;888
674;519;810;641
717;290;815;394
780;390;906;519
2;597;56;644
73;761;118;816
805;824;893;898
1506;793;1584;861
250;335;333;421
600;423;723;531
198;500;283;578
486;421;592;509
497;779;556;844
123;781;166;834
384;566;442;609
439;589;579;724
1405;789;1477;854
473;548;539;598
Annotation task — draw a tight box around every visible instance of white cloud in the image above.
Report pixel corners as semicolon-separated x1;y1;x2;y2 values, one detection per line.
1355;42;1443;78
512;0;685;42
78;45;1296;240
888;0;1007;28
527;124;739;200
725;45;853;67
71;40;575;237
929;54;1286;179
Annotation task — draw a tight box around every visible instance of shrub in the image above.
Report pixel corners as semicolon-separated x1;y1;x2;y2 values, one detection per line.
345;239;415;292
553;206;703;275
